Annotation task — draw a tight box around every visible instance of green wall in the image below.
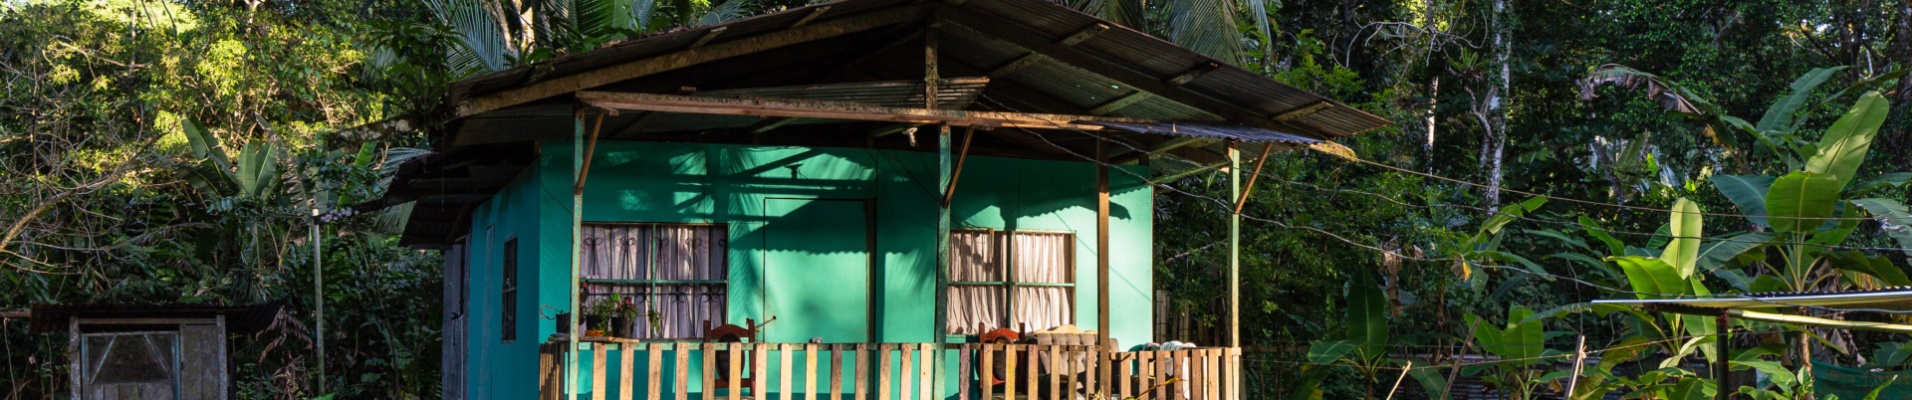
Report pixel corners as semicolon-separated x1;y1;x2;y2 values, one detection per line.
462;141;1154;399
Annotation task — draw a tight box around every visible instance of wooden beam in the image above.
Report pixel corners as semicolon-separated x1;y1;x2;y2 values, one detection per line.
1111;136;1216;163
608;112;665;139
1272;101;1333;122
1232;142;1274;214
869;123;921;138
1056;23;1110;47
943;126;976;204
789;6;831;28
748;117;799;134
456;6;927;117
1095;138;1111;349
1087;91;1150;115
986;53;1044;78
936;9;1334;139
1150;159;1226;184
577;91;1154;130
687;26;729;49
1165;62;1221;86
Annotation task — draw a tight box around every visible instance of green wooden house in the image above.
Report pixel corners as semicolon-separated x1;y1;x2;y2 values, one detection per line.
364;0;1387;398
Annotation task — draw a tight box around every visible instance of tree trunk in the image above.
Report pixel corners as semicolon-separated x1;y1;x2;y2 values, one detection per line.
1483;0;1511;209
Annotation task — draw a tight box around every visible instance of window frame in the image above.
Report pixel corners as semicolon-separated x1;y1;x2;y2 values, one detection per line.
578;222;730;340
948;229;1077;333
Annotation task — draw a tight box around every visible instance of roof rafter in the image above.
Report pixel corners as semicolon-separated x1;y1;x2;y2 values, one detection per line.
455;5;929;117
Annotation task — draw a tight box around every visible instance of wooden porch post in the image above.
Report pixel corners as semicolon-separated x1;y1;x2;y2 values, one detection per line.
1227;141;1242;400
1096;138;1113;395
567;112;585;400
928;20;952;400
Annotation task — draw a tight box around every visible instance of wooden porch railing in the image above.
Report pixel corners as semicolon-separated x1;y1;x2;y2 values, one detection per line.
539;340;1241;400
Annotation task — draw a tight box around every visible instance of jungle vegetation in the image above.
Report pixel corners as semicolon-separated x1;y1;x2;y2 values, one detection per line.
2;0;1909;398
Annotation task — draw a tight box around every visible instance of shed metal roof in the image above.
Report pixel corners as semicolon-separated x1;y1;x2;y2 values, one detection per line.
380;0;1392;246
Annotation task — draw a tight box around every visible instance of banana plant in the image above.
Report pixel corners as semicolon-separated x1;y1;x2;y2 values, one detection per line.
1297;272;1448;399
1461;304;1560;400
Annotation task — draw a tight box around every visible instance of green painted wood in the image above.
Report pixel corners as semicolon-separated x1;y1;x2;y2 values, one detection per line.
764;198;872;343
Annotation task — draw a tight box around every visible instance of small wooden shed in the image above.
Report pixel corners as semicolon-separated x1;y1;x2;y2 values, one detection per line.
29;304;278;400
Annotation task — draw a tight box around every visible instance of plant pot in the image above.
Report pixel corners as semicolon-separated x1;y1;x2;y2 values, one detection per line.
612;316;634;338
556;313;572;334
585;329;605;338
583;315;606;334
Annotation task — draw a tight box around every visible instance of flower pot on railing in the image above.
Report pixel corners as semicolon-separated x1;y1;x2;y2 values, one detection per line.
612;316;633;338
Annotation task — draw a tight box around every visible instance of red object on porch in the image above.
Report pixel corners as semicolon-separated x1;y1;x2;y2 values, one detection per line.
703;319;759;392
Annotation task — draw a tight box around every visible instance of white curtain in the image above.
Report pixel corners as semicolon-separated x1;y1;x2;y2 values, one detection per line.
947;230;1074;334
582;224;728;339
1012;232;1072;332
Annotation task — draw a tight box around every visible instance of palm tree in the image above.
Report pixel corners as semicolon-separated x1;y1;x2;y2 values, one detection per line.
427;0;760;79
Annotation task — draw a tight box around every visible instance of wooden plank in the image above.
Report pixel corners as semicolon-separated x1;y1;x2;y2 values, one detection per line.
1174;350;1190;400
1088;91;1150;116
754;344;770;399
1061;347;1076;400
1024;345;1039;400
578;91;1151;131
648;345;665;400
729;345;744;400
854;344;869;400
986;53;1044;78
918;344;933;400
593;346;609;400
1116;353;1131;399
781;344;795;400
899;344;913;400
1003;345;1018;400
1055;24;1110;47
687;27;729;49
879;344;894;400
676;344;692;400
456;6;928;117
1048;345;1061;400
704;344;718;400
1094;346;1109;399
934;9;1331;139
959;344;972;400
1164;62;1221;86
789;6;831;28
1207;349;1221;400
621;345;637;400
1189;351;1204;400
833;346;848;400
980;344;996;400
805;344;820;400
539;344;554;400
1152;352;1167;400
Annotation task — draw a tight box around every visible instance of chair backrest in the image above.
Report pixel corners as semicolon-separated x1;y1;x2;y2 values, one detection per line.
702;318;757;343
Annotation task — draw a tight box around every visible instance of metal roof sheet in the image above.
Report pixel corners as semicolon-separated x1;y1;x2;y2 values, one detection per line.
1591;287;1912;311
1078;121;1323;145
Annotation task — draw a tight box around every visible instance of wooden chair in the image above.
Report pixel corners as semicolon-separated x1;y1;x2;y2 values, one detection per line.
975;323;1025;394
703;319;758;396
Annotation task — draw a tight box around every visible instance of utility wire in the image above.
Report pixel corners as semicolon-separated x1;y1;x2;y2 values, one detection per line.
969;95;1912;315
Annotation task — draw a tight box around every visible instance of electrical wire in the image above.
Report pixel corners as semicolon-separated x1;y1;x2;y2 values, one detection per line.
965;94;1912;316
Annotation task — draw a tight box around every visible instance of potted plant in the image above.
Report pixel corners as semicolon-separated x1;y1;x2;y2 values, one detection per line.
584;297;615;338
611;293;636;339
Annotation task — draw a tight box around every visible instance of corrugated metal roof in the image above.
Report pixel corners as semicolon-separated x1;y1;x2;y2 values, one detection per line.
1079;121;1323;145
1591;287;1912;311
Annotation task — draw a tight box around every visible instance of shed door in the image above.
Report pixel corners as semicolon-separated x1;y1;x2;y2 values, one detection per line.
762;198;871;342
80;331;180;400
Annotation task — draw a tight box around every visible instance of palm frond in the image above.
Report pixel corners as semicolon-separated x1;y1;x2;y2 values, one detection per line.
428;0;512;77
697;0;758;26
1167;0;1245;65
1068;0;1145;29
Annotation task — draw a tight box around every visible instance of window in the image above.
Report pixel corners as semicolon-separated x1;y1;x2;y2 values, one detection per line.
580;224;728;339
947;230;1075;335
502;237;518;343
